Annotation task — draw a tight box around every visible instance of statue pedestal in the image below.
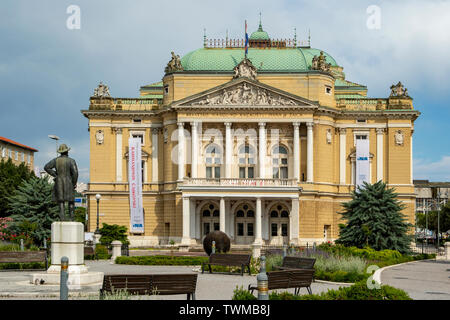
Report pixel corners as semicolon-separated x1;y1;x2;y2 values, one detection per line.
31;222;103;287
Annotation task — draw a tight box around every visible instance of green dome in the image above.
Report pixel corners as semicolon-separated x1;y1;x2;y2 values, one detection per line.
180;47;338;72
249;23;270;41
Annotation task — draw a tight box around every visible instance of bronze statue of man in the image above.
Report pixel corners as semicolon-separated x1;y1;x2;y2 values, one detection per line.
44;144;79;221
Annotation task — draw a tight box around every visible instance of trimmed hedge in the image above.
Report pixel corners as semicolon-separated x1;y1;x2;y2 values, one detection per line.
115;255;209;266
232;281;412;300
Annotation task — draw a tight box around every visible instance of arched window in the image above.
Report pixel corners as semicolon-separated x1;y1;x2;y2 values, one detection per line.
205;144;222;179
272;145;288;179
238;144;255;178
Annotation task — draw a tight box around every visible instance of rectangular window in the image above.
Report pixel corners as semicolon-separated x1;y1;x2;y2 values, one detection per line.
15;151;18;161
206;167;212;178
21;152;24;162
27;154;31;164
281;224;288;237
1;148;5;158
239;167;245;178
237;223;244;236
214;167;220;178
132;134;144;144
213;223;220;231
271;223;278;236
203;223;210;235
248;167;254;178
280;167;288;179
247;223;254;236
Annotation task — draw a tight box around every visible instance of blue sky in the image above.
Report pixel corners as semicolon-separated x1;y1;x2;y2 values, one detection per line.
0;0;449;182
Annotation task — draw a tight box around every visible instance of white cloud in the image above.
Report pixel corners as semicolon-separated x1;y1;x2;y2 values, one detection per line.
414;156;450;181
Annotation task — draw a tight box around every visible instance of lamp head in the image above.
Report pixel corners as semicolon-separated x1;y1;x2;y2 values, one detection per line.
95;194;101;200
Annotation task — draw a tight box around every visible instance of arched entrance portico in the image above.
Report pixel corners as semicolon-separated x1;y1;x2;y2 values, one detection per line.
268;203;290;245
234;202;255;245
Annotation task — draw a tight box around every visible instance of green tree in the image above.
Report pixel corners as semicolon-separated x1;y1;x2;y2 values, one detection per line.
0;159;35;217
99;223;130;246
416;203;450;242
336;181;413;254
7;176;59;247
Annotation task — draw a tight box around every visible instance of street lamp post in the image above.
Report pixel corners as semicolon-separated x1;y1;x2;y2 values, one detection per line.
95;193;101;234
48;135;60;156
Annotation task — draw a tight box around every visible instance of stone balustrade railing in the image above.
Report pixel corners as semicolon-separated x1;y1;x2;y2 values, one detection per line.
183;178;298;187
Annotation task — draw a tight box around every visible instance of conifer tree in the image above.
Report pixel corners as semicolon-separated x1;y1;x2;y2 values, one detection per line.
0;159;35;217
336;181;413;254
7;176;59;247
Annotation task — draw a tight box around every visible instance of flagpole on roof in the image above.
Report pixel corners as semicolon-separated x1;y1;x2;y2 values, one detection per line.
244;20;248;59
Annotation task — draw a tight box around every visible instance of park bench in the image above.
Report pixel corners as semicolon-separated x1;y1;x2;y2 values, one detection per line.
100;273;198;300
0;250;48;271
248;269;315;295
274;256;316;270
201;253;251;276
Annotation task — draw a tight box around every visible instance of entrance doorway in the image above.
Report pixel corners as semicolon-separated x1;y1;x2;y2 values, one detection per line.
201;203;220;237
235;203;255;245
269;204;289;245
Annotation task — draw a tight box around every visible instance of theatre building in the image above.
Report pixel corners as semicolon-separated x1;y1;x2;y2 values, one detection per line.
81;22;419;248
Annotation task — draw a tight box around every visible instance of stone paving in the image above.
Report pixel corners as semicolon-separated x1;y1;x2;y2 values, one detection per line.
0;260;350;300
380;259;450;300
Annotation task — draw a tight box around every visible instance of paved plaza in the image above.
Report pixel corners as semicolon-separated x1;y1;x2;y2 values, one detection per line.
0;260;350;300
380;259;450;300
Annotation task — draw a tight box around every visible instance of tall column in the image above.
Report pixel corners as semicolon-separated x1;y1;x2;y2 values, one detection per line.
254;197;262;244
177;122;185;181
220;197;226;232
410;129;414;184
191;122;199;178
376;128;384;182
225;122;232;178
115;128;123;182
306;122;314;183
293;122;300;181
290;198;299;245
258;122;266;178
339;128;347;185
151;128;159;183
181;196;190;245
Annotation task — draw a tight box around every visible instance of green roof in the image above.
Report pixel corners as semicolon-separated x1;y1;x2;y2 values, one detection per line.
180;47;338;72
249;22;270;40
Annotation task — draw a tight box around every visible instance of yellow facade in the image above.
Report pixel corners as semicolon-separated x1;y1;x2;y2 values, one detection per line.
0;137;37;170
82;26;418;247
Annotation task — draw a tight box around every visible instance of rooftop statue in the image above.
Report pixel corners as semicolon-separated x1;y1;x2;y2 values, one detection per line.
311;51;331;72
93;81;111;98
233;58;258;80
44;144;79;221
165;51;184;73
390;81;410;97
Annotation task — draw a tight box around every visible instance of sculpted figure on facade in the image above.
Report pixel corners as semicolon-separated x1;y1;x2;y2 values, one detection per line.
390;81;410;97
93;82;111;98
233;58;258;80
311;51;331;72
165;51;184;74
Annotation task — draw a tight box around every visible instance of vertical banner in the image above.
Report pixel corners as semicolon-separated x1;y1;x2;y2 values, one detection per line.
356;139;370;187
128;138;144;233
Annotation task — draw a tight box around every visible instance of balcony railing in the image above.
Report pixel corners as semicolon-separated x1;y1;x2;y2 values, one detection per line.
183;178;298;187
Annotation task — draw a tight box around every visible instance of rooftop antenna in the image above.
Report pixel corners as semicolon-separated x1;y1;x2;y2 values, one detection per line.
203;28;207;48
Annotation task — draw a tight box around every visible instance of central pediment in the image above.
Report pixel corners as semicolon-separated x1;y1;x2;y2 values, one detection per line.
172;78;319;109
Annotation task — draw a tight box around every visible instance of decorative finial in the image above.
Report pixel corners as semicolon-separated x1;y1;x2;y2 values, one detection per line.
294;27;297;47
258;12;263;31
203;28;207;48
308;28;311;47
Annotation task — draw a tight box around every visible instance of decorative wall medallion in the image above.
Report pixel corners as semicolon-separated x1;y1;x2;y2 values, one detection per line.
394;130;404;146
326;129;332;144
163;128;169;143
95;130;104;145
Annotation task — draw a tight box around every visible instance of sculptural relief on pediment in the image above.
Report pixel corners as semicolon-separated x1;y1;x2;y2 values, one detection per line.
188;82;299;107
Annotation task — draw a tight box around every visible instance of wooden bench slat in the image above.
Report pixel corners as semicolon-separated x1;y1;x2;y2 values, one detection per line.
0;251;48;270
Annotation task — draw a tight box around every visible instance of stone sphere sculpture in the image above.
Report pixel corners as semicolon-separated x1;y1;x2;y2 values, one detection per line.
203;231;231;256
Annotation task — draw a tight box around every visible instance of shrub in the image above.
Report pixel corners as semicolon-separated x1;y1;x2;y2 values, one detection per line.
115;255;208;266
95;244;111;260
232;281;412;300
232;286;257;300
